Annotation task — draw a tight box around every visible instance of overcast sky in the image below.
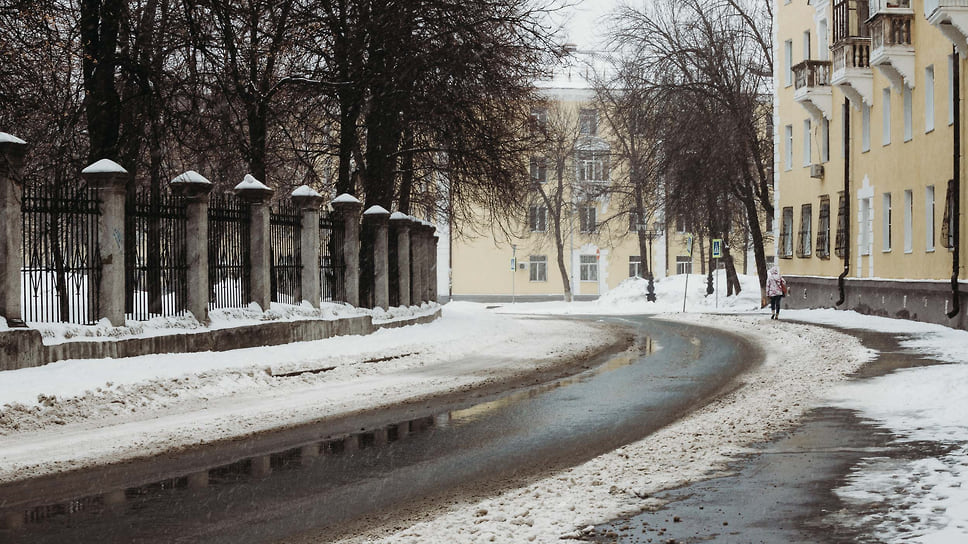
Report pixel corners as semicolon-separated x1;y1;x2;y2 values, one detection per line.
556;0;623;49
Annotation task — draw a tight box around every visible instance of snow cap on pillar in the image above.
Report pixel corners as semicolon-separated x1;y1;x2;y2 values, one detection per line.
332;193;362;205
82;159;128;175
0;132;29;174
291;184;325;209
363;205;390;216
81;159;128;190
234;173;274;203
170;170;213;198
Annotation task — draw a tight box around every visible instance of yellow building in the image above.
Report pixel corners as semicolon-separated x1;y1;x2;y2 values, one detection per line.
449;48;670;300
447;48;757;301
776;0;967;327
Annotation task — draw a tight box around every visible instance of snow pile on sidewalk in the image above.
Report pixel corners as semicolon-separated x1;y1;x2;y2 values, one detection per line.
496;272;763;316
788;309;968;542
338;313;875;544
0;303;620;482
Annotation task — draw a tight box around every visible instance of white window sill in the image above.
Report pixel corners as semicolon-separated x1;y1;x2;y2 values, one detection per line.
926;248;936;253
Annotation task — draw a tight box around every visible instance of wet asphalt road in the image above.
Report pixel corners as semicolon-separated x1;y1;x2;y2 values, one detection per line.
0;316;758;544
585;324;946;544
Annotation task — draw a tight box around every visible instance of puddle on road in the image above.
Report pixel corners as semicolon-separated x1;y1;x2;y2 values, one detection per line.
0;337;656;540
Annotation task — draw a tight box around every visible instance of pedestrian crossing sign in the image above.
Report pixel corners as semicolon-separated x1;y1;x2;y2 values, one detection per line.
712;239;723;259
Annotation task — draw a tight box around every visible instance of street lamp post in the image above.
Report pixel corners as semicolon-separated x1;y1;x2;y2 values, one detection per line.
642;221;662;302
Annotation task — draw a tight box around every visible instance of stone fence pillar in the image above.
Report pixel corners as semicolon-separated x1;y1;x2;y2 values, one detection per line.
82;159;129;326
332;194;362;307
363;206;390;309
389;212;411;307
235;175;274;311
292;185;325;308
170;171;213;323
411;219;429;304
0;133;28;327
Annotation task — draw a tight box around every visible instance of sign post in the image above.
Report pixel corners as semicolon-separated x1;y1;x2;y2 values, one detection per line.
712;239;723;309
682;234;694;312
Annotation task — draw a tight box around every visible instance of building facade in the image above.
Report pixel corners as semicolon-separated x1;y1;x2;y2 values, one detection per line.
776;0;968;327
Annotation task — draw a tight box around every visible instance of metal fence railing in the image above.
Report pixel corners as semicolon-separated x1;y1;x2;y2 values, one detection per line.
21;179;101;324
208;193;250;310
319;213;346;302
126;190;188;320
270;204;302;305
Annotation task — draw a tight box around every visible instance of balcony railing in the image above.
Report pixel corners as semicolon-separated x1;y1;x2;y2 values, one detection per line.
869;11;913;49
793;60;832;90
832;37;871;71
833;0;870;42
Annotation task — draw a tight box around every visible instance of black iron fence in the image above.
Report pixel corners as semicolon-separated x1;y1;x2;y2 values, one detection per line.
270;204;302;305
21;179;101;324
208;193;251;310
125;190;188;321
320;213;346;302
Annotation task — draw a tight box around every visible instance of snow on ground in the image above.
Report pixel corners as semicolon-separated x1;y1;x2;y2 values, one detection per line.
0;302;621;483
337;311;877;544
495;271;763;316
785;309;968;543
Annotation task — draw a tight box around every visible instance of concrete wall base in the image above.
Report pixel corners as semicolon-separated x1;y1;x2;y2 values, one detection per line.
0;309;442;372
783;276;968;330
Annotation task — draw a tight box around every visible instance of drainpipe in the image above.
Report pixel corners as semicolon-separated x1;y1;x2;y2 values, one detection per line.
948;46;962;319
837;98;851;306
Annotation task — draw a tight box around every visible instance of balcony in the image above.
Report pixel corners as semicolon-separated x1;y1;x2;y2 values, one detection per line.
831;37;874;106
793;60;834;119
868;2;916;90
924;0;968;56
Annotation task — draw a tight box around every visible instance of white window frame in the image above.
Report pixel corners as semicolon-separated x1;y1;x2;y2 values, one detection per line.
579;109;598;136
818;19;829;61
903;189;913;253
926;185;936;251
529;205;547;232
883;192;892;252
784;124;794;170
860;197;872;256
926;65;936;133
803;30;811;61
800;204;813;257
676;256;693;275
580;255;598;282
862;104;871;152
530;157;547;184
903;85;913;142
577;152;608;183
629;256;642;278
529;255;547;282
579;206;597;233
821;117;830;163
802;118;812;167
882;88;892;146
785;40;793;87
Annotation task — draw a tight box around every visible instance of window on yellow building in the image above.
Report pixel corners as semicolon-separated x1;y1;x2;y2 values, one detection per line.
926;65;935;133
942;180;955;249
528;206;547;232
784;124;793;169
530;157;547;184
780;207;794;258
802;119;812;167
577;151;608;182
821;117;830;163
580;255;598;281
629;256;641;278
904;189;913;253
529;255;547;282
862;104;871;152
579;109;598;135
817;196;831;259
926;185;936;251
903;85;912;142
797;204;813;257
835;192;848;258
882;88;892;146
579;206;596;233
882;192;892;252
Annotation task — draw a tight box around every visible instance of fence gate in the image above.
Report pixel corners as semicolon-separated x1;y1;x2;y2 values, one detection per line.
319;213;346;302
269;204;302;304
21;179;101;324
208;193;250;309
125;190;188;320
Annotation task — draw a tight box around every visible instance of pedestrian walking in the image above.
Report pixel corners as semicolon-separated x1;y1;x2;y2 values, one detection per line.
766;266;786;320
